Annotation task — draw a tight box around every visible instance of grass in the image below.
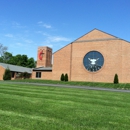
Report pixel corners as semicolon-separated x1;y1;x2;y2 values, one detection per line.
8;79;130;89
0;83;130;130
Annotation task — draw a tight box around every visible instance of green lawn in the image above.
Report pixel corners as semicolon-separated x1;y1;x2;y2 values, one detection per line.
0;83;130;130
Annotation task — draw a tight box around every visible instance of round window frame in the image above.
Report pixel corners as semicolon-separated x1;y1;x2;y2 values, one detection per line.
83;51;104;72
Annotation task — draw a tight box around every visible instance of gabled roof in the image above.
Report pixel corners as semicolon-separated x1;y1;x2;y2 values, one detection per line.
33;66;52;71
73;28;119;42
53;28;130;54
0;63;32;73
74;28;117;40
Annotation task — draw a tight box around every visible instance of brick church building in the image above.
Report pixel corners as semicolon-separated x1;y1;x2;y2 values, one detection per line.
32;28;130;83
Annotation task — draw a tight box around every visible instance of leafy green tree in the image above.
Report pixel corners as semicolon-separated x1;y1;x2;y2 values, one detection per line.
64;73;68;81
27;57;36;68
1;52;13;63
0;50;36;68
0;53;35;68
3;68;11;80
13;54;21;65
0;57;3;63
8;56;16;65
60;73;65;81
14;54;28;67
12;55;35;68
0;52;12;63
114;74;119;84
21;55;28;67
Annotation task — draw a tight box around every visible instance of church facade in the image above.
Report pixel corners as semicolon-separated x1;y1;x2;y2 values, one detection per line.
32;29;130;83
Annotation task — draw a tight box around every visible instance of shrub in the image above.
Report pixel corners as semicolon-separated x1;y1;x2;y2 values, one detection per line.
114;74;119;84
64;73;68;81
19;73;24;78
23;72;31;79
60;73;65;81
3;68;11;80
19;72;31;79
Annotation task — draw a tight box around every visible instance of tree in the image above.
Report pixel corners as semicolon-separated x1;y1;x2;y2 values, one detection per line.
60;73;65;81
0;43;8;57
64;73;68;81
11;54;36;68
3;68;11;80
114;74;119;84
0;49;36;68
27;57;36;68
14;54;28;67
0;52;13;63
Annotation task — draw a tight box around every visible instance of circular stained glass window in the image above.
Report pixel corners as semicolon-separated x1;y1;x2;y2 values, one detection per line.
83;51;104;72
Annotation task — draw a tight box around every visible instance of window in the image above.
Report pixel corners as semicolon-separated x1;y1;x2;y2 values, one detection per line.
83;51;104;72
36;72;41;78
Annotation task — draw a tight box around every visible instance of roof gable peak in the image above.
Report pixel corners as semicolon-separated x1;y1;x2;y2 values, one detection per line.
74;28;118;42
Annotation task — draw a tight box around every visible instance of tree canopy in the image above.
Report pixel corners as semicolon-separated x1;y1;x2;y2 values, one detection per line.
0;44;36;68
0;51;36;68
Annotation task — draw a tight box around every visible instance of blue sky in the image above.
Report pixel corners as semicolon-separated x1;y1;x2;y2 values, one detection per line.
0;0;130;60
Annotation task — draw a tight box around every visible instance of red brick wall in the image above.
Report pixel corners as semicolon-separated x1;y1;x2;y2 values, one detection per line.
37;47;52;67
32;71;52;80
70;40;122;83
52;29;130;83
122;40;130;82
52;44;72;80
0;66;5;80
76;29;115;41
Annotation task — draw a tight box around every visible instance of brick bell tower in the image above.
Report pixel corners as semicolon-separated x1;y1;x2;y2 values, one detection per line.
37;46;52;67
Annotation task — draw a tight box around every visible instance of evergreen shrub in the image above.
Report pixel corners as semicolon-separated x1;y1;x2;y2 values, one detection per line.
3;68;11;80
65;73;68;81
60;73;65;81
114;74;119;84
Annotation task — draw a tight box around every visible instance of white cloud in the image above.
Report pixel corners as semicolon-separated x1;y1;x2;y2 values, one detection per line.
35;31;71;44
24;39;33;43
5;34;14;38
35;31;43;34
48;36;70;42
16;42;23;46
9;42;24;49
43;24;51;28
10;42;35;50
37;21;43;24
12;21;26;28
35;31;70;42
37;21;52;29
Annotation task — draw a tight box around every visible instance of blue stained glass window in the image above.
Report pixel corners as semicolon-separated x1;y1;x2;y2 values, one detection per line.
83;51;104;72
